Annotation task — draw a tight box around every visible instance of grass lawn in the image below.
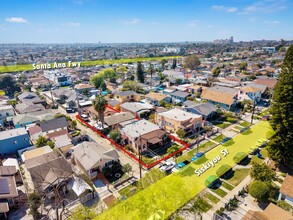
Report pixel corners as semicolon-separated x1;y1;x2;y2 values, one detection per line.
249;156;264;165
260;109;270;116
95;121;273;220
118;184;137;198
177;141;216;163
260;148;269;158
203;193;220;204
212;134;227;143
213;121;231;129
233;125;243;131
221;181;235;191
226;169;250;186
211;187;228;197
240;121;251;127
0;56;181;73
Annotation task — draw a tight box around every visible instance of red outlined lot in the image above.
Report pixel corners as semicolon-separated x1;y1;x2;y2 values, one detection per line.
76;105;189;169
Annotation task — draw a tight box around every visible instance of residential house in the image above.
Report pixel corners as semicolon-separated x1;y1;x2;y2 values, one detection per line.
241;203;292;220
51;134;73;155
238;86;262;103
8;109;54;128
0;168;18;218
17;92;45;105
106;99;120;110
155;108;202;135
278;174;293;206
39;117;68;135
104;112;136;129
0;128;30;156
44;70;72;86
53;88;77;108
254;77;278;90
27;156;73;197
0;105;14;127
184;102;218;120
201;86;238;110
119;119;168;153
145;92;171;106
23;145;57;165
120;102;154;118
170;91;190;103
113;91;140;104
15;103;45;114
162;86;177;96
74;83;94;94
72;141;119;179
187;85;204;94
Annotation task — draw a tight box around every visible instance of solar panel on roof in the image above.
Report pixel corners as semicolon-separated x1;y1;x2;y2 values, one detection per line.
0;179;10;194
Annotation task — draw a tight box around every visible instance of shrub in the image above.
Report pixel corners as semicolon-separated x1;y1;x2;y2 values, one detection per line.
249;180;270;202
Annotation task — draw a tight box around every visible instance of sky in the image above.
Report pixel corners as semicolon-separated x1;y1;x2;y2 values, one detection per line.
0;0;293;43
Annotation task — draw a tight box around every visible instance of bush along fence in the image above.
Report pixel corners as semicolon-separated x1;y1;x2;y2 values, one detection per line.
76;105;189;169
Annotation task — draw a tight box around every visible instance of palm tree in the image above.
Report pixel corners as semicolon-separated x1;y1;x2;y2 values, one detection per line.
93;95;107;128
148;64;154;87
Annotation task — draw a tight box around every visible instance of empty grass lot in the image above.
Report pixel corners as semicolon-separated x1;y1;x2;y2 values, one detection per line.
95;121;273;220
211;187;228;197
226;169;250;186
204;193;220;204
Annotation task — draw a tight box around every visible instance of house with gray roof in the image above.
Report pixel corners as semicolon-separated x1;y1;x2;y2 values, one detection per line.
15;103;45;114
39;117;68;134
72;141;119;179
170;91;190;103
17;92;45;105
184;102;218;120
104;112;135;129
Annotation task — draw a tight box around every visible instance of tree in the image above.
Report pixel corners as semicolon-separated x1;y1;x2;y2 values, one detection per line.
93;95;107;127
167;145;181;157
212;66;221;77
175;78;183;85
172;59;177;69
100;68;117;82
82;89;89;96
161;59;167;69
239;62;248;71
109;130;120;142
122;80;143;93
99;80;107;91
116;66;128;82
189;197;210;219
268;44;293;166
36;136;48;148
90;74;104;88
176;128;186;139
28;193;42;219
250;162;276;182
70;206;97;220
183;54;201;70
249;180;270;202
0;75;21;95
136;62;144;83
122;163;133;176
148;64;155;86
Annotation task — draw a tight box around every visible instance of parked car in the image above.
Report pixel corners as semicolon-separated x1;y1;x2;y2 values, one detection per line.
70;130;80;137
159;161;176;172
191;152;204;162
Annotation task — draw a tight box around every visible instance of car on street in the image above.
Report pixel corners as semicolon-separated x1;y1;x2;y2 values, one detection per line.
191;152;204;162
159;161;176;172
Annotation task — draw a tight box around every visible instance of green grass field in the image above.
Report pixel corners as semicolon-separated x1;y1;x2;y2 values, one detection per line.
203;192;220;204
94;121;274;220
0;56;181;73
221;181;234;191
211;187;228;197
212;134;227;143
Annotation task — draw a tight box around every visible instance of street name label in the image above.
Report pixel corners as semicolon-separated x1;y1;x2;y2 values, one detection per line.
32;61;81;70
195;149;229;177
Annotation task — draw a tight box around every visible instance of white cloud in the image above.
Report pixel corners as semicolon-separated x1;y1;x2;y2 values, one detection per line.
5;17;28;23
120;18;141;25
264;20;280;25
187;20;198;27
211;5;238;13
242;0;287;14
63;22;81;27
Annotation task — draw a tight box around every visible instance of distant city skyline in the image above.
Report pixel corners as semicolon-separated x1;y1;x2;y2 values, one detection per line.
1;0;293;43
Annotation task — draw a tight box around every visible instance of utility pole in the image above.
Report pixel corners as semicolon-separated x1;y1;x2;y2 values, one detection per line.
139;145;142;179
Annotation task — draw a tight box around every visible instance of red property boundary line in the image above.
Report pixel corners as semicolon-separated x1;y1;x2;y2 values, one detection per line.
76;105;189;169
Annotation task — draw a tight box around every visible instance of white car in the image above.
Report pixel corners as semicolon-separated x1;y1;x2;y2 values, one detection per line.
159;161;176;172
